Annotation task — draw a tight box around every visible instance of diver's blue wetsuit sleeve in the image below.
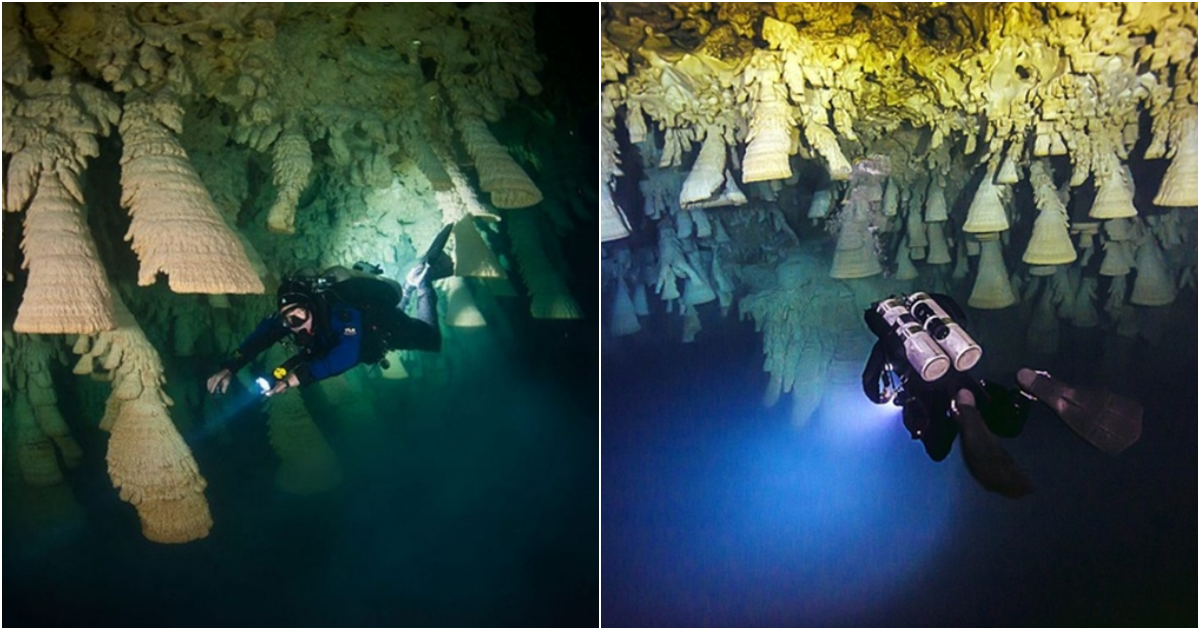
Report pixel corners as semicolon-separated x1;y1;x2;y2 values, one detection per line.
291;307;364;385
222;315;288;373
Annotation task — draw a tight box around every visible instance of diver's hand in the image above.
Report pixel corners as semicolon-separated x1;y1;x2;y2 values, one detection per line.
406;262;430;288
207;369;233;395
265;373;300;397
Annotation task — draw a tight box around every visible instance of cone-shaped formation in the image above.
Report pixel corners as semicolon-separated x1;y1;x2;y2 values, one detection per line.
451;218;506;279
1024;161;1077;266
266;125;313;234
119;91;264;294
12;169;116;334
456;114;543;209
15;394;63;487
1099;238;1134;277
268;389;343;495
445;276;487;327
895;239;920;281
1089;155;1138;219
1071;276;1100;328
680;127;728;207
830;212;882;279
741;52;794;183
962;170;1010;233
1153;107;1198;207
925;179;949;223
1130;237;1177;306
968;235;1017;309
611;276;642;337
808;187;833;219
75;289;212;543
926;221;952;265
506;208;581;319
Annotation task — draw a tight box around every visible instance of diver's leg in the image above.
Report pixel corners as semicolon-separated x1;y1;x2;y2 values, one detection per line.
1015;368;1142;454
952;389;1033;499
386;283;441;353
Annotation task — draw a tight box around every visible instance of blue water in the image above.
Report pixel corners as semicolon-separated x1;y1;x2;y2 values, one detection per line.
602;305;1197;626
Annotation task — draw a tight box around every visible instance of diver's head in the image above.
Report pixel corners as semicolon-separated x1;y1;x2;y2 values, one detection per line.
277;277;315;333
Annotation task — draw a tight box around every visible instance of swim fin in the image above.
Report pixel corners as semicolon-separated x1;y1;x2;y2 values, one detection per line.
953;390;1033;499
1016;368;1142;455
420;222;455;281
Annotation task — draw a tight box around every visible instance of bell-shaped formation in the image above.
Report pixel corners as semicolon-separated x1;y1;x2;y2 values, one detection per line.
1099;238;1135;277
894;237;920;281
741;52;794;183
830;207;882;279
119;91;264;295
600;184;631;242
1023;161;1077;266
507;208;581;319
451;218;506;279
445;276;488;327
268;389;343;495
1088;155;1138;219
680;127;728;207
1153;106;1198;207
12;169;116;334
807;187;833;219
925;178;949;223
962;170;1010;233
456;115;544;209
610;276;642;337
77;291;212;543
1130;236;1177;306
968;234;1017;309
926;221;952;265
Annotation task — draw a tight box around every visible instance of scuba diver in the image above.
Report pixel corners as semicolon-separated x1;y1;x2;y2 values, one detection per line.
206;224;454;397
862;291;1143;499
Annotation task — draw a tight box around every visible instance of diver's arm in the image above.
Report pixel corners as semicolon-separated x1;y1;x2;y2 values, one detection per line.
221;315;288;373
288;309;365;386
862;340;891;404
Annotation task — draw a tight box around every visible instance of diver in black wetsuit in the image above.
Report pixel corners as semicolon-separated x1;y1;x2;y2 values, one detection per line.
862;292;1144;499
207;224;454;397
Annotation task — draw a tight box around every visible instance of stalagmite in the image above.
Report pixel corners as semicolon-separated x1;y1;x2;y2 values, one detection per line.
119;90;264;295
968;234;1017;309
894;237;919;282
925;179;949;223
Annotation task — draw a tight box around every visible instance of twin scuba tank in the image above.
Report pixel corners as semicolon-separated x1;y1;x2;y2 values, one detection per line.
870;292;982;383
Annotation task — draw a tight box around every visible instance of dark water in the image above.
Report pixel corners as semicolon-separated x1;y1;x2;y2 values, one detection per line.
602;299;1197;627
5;324;598;627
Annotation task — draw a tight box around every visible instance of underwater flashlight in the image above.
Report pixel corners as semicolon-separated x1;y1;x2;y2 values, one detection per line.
255;377;271;395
